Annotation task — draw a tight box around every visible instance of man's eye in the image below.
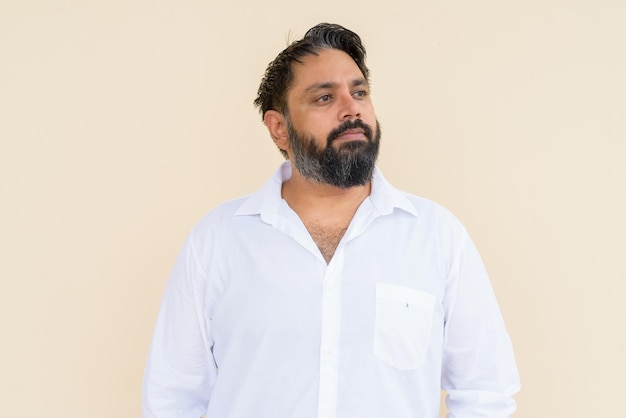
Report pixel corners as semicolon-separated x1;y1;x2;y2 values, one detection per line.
317;94;331;103
353;90;367;98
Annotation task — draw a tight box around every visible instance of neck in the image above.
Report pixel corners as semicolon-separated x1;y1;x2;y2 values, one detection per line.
281;162;371;221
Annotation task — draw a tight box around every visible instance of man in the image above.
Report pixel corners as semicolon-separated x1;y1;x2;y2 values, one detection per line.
142;23;520;418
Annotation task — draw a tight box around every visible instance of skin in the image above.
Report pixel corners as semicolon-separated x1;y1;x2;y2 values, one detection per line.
264;49;378;219
263;48;379;262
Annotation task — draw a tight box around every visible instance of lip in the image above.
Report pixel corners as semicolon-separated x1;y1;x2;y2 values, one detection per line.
335;128;365;141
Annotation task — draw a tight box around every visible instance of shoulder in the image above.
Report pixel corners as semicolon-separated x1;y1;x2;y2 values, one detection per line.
406;193;460;224
372;168;463;230
385;181;464;228
389;189;471;253
189;195;252;237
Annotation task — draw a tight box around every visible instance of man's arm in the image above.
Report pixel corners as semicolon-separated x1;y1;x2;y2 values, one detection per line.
441;229;520;417
142;236;217;418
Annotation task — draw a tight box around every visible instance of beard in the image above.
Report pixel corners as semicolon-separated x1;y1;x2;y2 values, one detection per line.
286;117;381;189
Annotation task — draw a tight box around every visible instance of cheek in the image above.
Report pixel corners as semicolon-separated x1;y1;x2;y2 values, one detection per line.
300;115;334;138
362;103;377;121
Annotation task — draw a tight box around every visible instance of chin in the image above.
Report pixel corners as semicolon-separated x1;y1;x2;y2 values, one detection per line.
335;140;368;152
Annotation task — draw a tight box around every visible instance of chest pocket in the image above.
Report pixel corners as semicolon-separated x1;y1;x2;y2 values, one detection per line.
374;283;436;370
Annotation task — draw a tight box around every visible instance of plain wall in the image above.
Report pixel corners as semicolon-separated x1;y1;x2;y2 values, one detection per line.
1;1;625;417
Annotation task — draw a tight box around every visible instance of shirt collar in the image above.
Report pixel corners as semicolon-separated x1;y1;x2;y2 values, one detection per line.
369;167;418;218
234;162;418;222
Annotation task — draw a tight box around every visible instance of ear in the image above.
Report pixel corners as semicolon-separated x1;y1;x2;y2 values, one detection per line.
264;110;290;153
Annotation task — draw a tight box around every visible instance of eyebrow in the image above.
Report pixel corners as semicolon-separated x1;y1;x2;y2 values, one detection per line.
304;78;368;93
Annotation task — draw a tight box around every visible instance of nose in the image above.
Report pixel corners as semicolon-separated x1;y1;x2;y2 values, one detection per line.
338;91;361;120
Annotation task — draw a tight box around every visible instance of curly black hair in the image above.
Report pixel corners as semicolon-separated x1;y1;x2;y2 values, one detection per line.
254;23;369;157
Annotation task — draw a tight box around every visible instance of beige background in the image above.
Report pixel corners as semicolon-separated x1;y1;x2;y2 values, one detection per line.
1;1;625;417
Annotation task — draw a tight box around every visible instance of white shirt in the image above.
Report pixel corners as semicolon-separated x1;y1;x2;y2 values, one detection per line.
142;163;520;418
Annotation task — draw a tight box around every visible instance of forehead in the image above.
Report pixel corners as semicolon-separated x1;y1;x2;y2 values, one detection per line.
288;48;366;94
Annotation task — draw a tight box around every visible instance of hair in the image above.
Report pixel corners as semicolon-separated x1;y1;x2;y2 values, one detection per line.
254;23;369;158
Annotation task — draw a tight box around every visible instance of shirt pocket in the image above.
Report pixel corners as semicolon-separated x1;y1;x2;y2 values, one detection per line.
374;283;436;370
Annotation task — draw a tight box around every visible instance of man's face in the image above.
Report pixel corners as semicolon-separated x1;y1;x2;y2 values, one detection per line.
284;48;381;188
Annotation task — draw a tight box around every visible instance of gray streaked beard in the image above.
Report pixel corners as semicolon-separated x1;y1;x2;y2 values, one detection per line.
286;117;381;189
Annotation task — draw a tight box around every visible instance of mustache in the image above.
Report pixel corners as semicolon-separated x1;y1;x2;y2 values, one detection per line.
327;119;374;144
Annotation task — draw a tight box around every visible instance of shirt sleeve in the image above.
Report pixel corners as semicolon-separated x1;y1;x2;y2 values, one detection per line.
142;234;217;418
441;228;521;418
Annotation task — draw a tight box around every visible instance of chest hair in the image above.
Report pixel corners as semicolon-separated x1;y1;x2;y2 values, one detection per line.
305;223;349;264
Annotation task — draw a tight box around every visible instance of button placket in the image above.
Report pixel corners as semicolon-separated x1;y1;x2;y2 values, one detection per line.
316;250;344;418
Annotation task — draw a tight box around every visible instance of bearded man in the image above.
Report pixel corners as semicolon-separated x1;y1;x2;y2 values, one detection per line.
142;23;520;418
